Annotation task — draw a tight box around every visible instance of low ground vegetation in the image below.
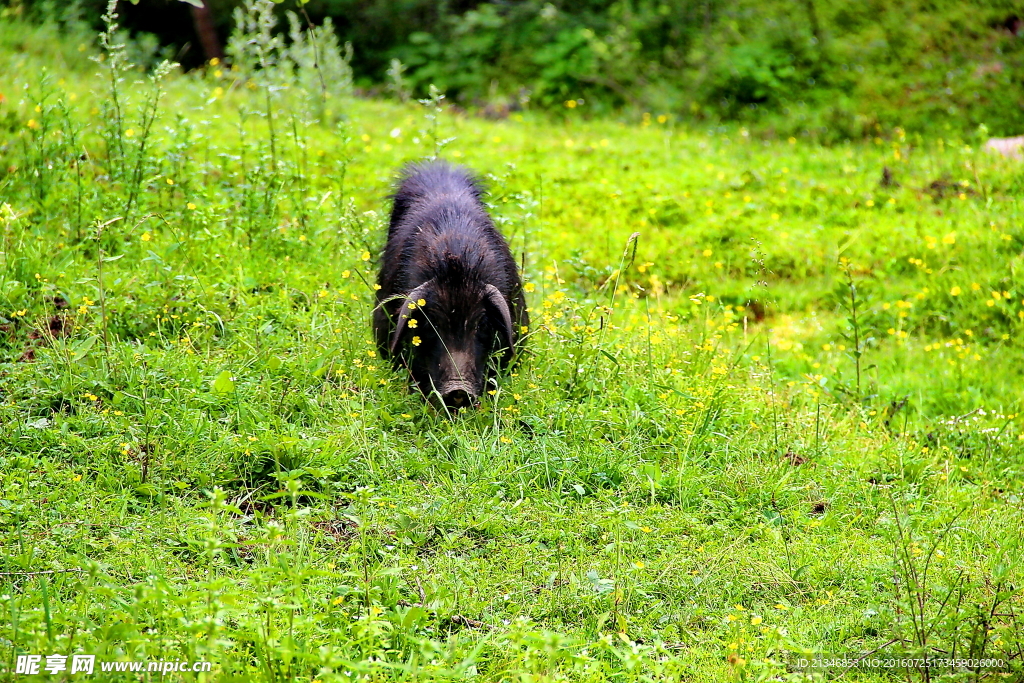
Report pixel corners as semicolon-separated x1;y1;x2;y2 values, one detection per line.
0;6;1022;682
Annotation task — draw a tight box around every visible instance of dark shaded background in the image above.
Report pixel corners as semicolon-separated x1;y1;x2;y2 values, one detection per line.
13;0;1024;137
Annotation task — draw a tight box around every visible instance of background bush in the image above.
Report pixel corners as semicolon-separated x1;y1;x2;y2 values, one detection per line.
8;0;1024;137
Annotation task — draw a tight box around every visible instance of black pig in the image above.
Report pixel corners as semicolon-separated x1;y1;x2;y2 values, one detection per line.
373;160;528;410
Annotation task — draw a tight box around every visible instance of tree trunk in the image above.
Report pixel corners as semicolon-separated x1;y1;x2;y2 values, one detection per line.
191;3;223;62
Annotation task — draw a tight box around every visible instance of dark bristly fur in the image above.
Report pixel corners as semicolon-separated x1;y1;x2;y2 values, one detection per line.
373;160;528;410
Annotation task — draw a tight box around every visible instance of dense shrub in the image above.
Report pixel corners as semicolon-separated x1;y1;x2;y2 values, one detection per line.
13;0;1024;136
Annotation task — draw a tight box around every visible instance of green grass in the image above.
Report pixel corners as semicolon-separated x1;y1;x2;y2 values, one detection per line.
1;11;1023;683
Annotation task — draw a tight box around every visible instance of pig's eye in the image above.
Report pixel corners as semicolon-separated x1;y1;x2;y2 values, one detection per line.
476;324;494;347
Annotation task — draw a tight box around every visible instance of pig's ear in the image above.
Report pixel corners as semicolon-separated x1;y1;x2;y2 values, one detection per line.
483;284;515;356
390;280;434;355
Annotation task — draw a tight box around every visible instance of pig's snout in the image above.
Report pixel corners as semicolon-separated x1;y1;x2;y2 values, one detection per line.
440;381;476;411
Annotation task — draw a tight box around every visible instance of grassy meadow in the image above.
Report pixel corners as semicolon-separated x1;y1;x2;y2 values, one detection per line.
1;8;1023;683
